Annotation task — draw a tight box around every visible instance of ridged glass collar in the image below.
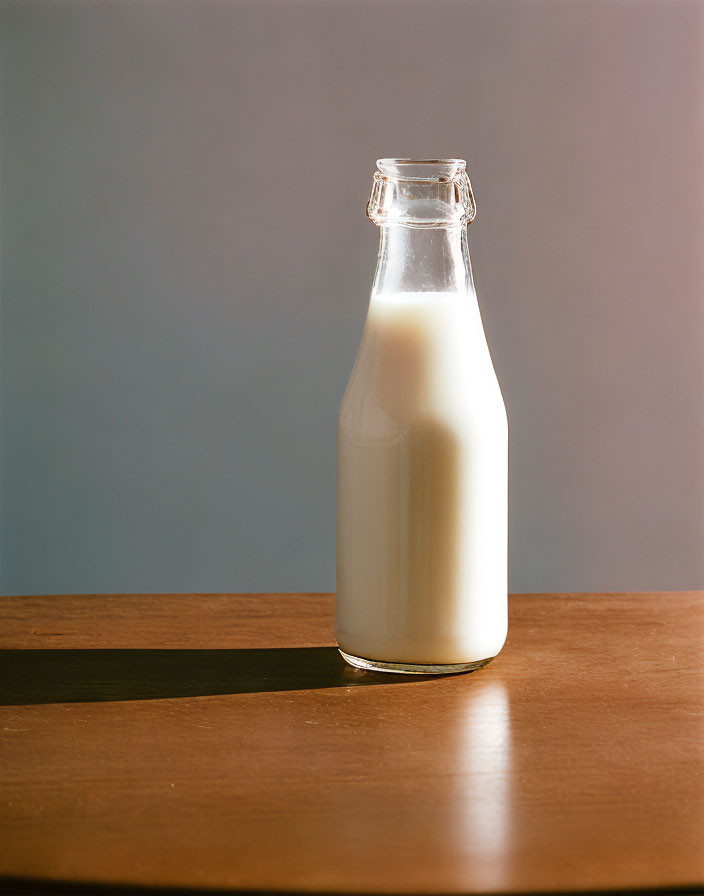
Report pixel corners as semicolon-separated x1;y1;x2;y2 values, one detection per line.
367;158;476;228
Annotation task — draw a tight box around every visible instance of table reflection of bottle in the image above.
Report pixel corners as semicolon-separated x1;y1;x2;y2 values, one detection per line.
454;680;512;891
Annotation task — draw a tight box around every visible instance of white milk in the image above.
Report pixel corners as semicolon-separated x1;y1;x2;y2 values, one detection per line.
336;290;508;666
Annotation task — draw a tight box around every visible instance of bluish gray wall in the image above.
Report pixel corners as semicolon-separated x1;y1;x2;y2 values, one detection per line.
2;0;703;595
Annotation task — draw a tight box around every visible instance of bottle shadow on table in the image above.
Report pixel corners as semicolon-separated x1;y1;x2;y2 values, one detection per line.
0;878;697;896
0;647;440;705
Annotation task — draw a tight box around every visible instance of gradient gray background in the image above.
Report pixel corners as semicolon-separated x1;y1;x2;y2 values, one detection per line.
2;0;703;596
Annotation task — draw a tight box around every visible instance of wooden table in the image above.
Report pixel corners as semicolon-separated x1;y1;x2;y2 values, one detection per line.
0;592;702;894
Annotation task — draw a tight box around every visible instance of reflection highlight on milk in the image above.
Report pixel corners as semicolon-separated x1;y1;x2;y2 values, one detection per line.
336;290;508;665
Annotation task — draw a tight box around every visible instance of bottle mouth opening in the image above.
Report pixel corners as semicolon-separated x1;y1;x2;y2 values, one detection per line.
376;158;467;183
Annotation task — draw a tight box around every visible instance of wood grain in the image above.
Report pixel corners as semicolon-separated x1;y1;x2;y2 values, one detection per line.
0;592;702;894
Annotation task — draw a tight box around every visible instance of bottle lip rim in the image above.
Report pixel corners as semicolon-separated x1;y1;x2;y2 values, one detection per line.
377;158;466;167
376;158;467;184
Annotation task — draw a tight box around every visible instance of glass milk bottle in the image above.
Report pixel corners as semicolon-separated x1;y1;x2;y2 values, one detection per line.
336;158;508;674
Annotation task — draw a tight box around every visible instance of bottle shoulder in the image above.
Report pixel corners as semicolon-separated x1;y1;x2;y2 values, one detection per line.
339;389;507;441
339;289;507;438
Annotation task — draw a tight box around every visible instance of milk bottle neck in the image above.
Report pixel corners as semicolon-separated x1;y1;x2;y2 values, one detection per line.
371;225;474;297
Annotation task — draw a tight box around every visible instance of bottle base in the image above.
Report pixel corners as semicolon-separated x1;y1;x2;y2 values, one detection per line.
338;649;494;676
